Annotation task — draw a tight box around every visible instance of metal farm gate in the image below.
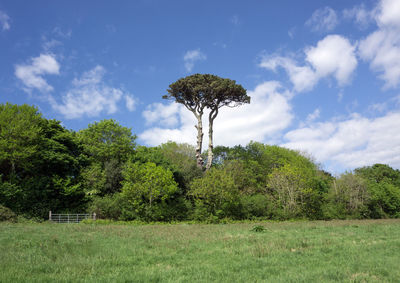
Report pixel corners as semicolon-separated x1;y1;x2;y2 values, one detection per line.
49;211;96;223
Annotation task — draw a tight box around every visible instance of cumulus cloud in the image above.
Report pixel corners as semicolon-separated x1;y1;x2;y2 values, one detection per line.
183;49;206;72
283;111;400;171
358;0;400;88
140;106;197;146
0;10;10;31
305;7;338;32
306;35;357;85
139;81;293;147
15;54;60;92
260;56;317;92
142;102;180;127
375;0;400;28
260;35;357;92
50;66;134;119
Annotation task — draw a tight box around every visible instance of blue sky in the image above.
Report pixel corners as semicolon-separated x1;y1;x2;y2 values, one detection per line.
1;0;400;173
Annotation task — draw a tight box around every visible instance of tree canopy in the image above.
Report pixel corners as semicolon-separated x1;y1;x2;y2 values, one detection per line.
0;104;86;217
163;74;250;170
78;119;137;196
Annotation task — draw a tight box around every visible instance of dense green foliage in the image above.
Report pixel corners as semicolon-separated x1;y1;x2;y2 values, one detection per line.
0;104;86;218
1;220;400;282
78;119;137;196
1;103;400;221
120;161;180;221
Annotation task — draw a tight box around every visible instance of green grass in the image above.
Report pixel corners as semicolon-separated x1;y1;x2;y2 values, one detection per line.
1;220;400;282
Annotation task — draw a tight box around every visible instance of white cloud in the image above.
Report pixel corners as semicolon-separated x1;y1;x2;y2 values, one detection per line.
260;55;318;92
143;102;180;127
15;54;60;92
369;102;387;113
306;35;357;85
140;106;196;146
260;35;357;92
0;10;10;31
375;0;400;28
283;111;400;171
288;27;296;39
183;49;206;72
72;65;104;86
139;81;293;147
343;4;374;28
358;0;400;89
52;27;72;38
125;94;136;112
42;39;62;51
50;66;134;119
305;7;338;32
306;108;321;123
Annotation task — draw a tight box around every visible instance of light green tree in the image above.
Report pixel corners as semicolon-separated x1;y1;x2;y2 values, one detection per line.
121;162;179;220
268;163;310;217
0;103;42;177
78;119;136;163
78;119;136;195
189;167;241;219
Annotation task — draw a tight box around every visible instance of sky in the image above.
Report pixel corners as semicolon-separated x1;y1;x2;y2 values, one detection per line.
1;0;400;174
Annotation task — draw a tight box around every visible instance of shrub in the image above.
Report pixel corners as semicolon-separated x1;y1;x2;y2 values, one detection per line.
88;194;124;220
367;182;400;218
121;161;180;221
189;167;242;220
323;173;369;219
0;205;17;222
241;194;274;219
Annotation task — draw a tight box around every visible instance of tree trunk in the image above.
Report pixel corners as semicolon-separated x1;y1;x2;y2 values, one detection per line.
206;119;214;171
206;109;218;171
194;114;204;169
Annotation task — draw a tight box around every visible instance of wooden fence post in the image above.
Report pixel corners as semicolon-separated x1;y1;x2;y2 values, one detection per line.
93;212;96;221
49;211;52;221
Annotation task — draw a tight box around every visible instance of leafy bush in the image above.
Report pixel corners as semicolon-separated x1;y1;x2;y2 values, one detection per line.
367;182;400;218
88;194;124;220
322;173;370;219
121;161;180;221
189;167;242;220
241;194;274;219
0;180;23;213
355;164;400;218
0;205;17;222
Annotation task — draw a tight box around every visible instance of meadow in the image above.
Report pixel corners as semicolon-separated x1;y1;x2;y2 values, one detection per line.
1;219;400;282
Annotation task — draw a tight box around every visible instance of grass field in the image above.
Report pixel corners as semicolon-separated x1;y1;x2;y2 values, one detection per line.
1;220;400;282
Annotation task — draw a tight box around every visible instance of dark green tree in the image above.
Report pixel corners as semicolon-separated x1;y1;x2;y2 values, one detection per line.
355;164;400;217
0;104;86;217
163;74;249;170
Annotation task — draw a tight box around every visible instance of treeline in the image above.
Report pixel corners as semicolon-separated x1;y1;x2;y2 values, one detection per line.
1;103;400;222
